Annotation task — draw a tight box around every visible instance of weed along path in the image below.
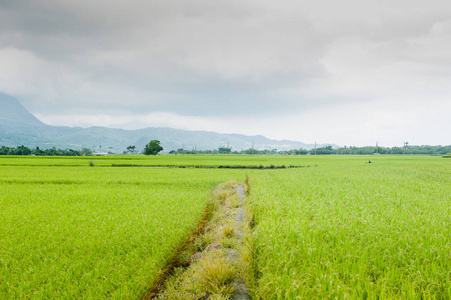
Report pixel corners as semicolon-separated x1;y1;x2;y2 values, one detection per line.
148;181;253;299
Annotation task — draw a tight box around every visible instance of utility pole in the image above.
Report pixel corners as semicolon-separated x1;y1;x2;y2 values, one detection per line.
314;141;317;156
404;141;408;155
251;142;254;155
376;141;378;154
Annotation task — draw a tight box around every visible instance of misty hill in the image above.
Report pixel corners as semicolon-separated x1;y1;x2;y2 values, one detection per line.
0;93;332;153
0;93;44;126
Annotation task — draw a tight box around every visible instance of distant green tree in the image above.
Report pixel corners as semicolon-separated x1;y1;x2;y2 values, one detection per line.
18;145;32;155
126;145;136;154
218;146;232;154
294;148;308;155
80;147;93;156
310;145;333;155
143;140;163;155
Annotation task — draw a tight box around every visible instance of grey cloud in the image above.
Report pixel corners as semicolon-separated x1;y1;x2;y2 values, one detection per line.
1;0;451;146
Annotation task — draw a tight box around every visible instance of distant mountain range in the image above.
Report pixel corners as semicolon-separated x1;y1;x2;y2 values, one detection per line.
0;92;335;153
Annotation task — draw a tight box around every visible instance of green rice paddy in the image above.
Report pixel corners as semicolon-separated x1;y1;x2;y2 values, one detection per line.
249;156;451;299
0;163;242;298
0;155;449;299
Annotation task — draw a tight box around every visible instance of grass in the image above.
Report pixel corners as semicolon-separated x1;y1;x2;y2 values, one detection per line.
0;164;244;299
0;154;316;168
222;226;235;238
248;156;451;299
158;253;236;299
1;155;449;299
198;256;236;295
157;181;249;299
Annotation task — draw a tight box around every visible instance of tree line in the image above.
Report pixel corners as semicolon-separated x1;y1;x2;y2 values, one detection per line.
2;143;450;156
331;145;451;155
170;145;451;155
0;146;93;156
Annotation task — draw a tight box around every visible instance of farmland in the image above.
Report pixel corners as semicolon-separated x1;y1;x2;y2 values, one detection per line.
0;154;315;168
0;155;450;299
249;156;451;299
0;163;243;298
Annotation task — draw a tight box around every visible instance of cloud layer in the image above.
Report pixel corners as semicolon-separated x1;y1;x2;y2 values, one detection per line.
1;0;450;146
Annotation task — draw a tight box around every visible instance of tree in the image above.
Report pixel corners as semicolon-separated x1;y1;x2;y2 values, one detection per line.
18;145;32;155
81;147;93;156
294;148;308;155
143;140;163;155
218;146;232;154
126;145;136;154
310;145;333;155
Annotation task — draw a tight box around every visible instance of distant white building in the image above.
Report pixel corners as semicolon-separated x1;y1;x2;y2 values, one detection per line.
93;152;109;156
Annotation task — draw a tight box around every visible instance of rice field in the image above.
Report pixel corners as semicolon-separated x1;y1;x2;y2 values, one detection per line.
249;156;451;299
0;164;243;298
0;154;318;168
0;155;449;299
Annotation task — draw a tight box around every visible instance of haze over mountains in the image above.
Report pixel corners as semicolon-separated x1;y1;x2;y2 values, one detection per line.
0;93;331;153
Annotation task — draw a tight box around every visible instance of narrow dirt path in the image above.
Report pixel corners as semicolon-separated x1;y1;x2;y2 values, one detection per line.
151;181;253;299
230;185;252;300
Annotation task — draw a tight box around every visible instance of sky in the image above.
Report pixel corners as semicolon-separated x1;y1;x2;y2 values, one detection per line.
0;0;450;147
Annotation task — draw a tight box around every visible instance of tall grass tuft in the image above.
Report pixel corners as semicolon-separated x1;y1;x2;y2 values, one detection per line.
197;256;236;296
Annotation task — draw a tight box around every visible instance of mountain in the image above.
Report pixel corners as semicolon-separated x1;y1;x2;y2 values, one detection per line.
0;93;44;126
0;93;335;152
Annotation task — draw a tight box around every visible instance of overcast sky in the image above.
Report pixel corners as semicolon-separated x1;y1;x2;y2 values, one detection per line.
1;0;450;146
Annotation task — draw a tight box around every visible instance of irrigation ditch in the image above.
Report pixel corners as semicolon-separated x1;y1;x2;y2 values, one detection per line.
106;164;315;169
143;180;253;299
